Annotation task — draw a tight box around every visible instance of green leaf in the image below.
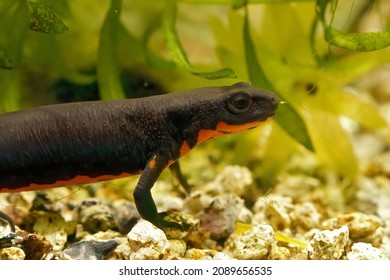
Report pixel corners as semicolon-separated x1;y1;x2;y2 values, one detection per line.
28;1;68;34
0;0;30;112
97;0;125;100
315;0;330;22
162;0;236;79
0;49;14;70
193;68;238;79
243;12;273;90
326;27;390;51
243;8;314;151
274;104;314;151
232;0;247;9
142;15;175;69
315;0;390;52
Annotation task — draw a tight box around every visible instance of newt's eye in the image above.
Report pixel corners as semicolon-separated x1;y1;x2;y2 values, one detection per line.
227;93;252;114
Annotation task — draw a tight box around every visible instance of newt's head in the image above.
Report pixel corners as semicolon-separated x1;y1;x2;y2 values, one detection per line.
190;82;278;145
164;82;278;148
163;81;278;151
218;82;278;124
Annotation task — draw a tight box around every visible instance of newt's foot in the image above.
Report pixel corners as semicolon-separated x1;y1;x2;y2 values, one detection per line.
156;212;189;231
0;232;23;248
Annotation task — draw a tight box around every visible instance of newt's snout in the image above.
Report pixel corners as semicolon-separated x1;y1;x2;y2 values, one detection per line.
265;93;279;118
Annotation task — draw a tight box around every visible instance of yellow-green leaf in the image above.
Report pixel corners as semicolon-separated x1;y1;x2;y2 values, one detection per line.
162;0;236;79
256;122;298;186
275;232;307;249
326;28;390;52
28;1;68;34
328;90;387;130
243;8;314;151
305;110;358;177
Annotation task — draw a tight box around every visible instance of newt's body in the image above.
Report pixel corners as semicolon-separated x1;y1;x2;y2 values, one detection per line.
0;82;278;228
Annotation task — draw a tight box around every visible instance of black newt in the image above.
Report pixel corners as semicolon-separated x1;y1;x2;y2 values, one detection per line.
0;82;278;229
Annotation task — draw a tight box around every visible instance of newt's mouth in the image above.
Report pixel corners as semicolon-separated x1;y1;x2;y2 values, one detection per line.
196;117;274;146
261;112;275;121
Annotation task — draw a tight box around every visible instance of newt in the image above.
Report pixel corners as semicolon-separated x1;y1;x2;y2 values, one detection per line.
0;82;278;230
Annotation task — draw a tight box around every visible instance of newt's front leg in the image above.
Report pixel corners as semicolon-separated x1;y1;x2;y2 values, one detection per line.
133;155;181;229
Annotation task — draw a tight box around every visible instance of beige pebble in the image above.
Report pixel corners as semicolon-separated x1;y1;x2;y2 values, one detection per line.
0;246;25;260
184;190;213;214
200;194;246;240
273;174;321;201
291;202;321;230
215;165;253;196
269;246;291;260
33;212;76;255
127;220;170;260
198;165;253;196
322;212;384;245
307;226;349;260
74;198;116;233
228;224;274;260
107;238;131;260
168;239;186;258
184;248;217;260
253;195;293;230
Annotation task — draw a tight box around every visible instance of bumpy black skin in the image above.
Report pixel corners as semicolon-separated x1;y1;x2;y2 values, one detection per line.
0;82;278;228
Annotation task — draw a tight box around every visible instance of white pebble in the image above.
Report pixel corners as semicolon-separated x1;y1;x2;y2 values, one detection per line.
127;220;170;260
347;242;388;260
